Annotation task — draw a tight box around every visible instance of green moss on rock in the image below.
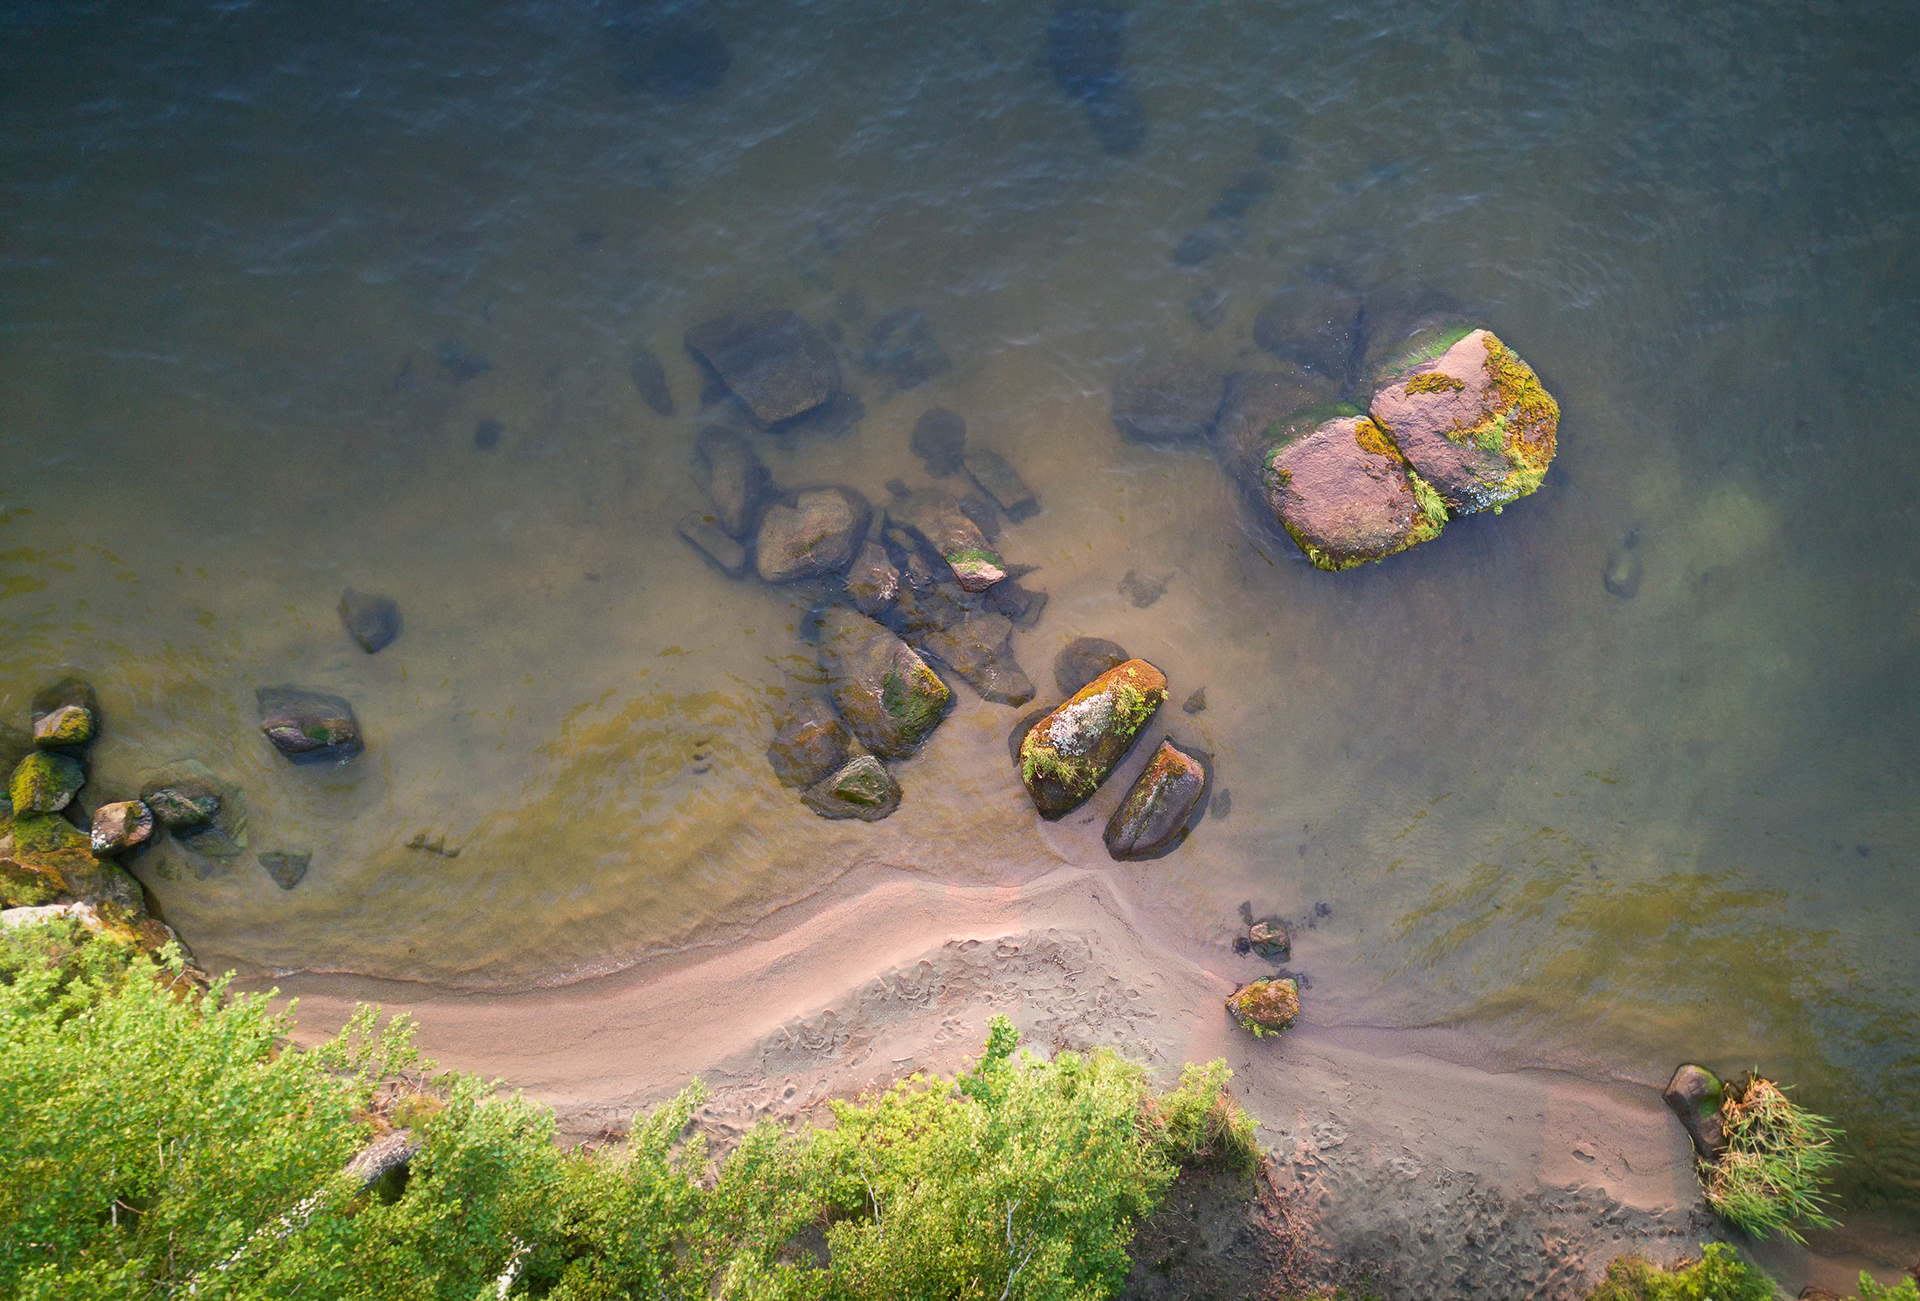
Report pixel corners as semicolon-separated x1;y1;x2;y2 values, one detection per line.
10;752;84;815
1018;659;1168;818
1226;977;1300;1038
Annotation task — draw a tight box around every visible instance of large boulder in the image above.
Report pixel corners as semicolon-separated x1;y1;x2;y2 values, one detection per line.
801;754;902;822
917;612;1035;707
892;491;1007;593
684;310;841;427
1104;739;1206;860
694;426;771;539
1111;353;1225;443
755;487;871;584
766;700;852;789
1054;636;1128;695
338;588;402;654
1212;368;1339;485
1227;977;1300;1038
1252;275;1363;382
10;752;83;814
1263;411;1447;571
816;609;951;758
257;687;364;765
1018;658;1166;818
1662;1064;1728;1161
1366;326;1559;514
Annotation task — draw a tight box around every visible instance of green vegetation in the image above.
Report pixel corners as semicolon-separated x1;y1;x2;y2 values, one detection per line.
0;917;1261;1301
1406;471;1450;534
879;662;946;738
1583;1244;1774;1301
1402;371;1465;395
1705;1076;1843;1243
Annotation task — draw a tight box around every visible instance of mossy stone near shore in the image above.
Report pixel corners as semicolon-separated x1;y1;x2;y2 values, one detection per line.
816;608;951;758
1104;738;1206;860
0;802;144;912
32;704;94;748
1018;658;1167;818
10;751;84;814
1227;977;1300;1037
1264;413;1445;571
140;760;223;828
800;754;902;821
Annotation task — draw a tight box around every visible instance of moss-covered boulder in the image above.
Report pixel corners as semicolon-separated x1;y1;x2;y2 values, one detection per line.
801;754;902;822
140;760;223;828
30;678;99;749
816;609;951;758
1018;658;1166;818
10;751;84;814
1366;326;1559;515
1263;411;1447;571
257;686;364;765
1227;977;1300;1038
766;699;852;789
0;802;144;913
684;310;842;427
755;487;871;584
0;898;179;962
1103;738;1206;860
892;490;1007;593
89;800;155;856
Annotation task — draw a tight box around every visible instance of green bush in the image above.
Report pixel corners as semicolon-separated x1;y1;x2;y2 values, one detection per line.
0;916;1264;1301
1706;1077;1843;1243
1584;1244;1774;1301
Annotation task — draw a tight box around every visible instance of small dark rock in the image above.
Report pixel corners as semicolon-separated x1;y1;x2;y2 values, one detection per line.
801;754;901;822
863;309;951;389
259;850;310;891
962;448;1039;522
917;611;1035;707
684;310;841;427
1046;0;1125;96
1604;533;1643;599
891;490;1008;592
1233;936;1251;954
1104;739;1207;860
985;580;1048;630
257;687;364;766
474;418;502;450
885;478;912;500
437;342;491;383
629;346;676;416
1118;569;1170;609
1183;687;1207;714
767;700;852;789
1054;636;1129;695
844;541;902;617
140;761;223;829
1663;1064;1728;1161
1111;353;1225;442
338;588;402;654
1170;231;1221;267
678;514;749;578
755;487;871;583
1248;916;1289;959
912;407;968;477
694;426;771;539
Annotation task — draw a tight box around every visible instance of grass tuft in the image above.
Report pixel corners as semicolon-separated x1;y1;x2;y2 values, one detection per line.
1705;1077;1843;1243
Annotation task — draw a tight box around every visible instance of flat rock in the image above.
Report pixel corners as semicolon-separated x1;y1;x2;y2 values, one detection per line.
892;490;1007;592
31;679;98;748
1018;658;1167;818
629;345;676;416
1182;687;1207;714
843;541;901;617
766;699;852;789
259;850;310;891
1227;977;1300;1037
1662;1064;1728;1161
694;426;771;539
917;612;1035;707
684;310;841;427
1367;326;1559;514
911;407;967;477
10;752;83;815
962;448;1038;522
801;754;902;822
1253;275;1363;382
1111;352;1225;443
862;308;950;389
338;588;402;654
1104;739;1206;860
140;760;223;829
755;487;871;584
678;513;749;578
1264;412;1446;571
89;800;154;856
257;687;364;765
1212;368;1340;484
816;609;950;758
1054;636;1129;695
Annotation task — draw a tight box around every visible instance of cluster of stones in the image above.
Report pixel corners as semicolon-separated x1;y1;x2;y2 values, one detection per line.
1114;285;1560;571
671;306;1045;823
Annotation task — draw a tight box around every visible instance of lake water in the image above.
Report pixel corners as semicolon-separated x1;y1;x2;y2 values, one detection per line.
3;0;1916;1223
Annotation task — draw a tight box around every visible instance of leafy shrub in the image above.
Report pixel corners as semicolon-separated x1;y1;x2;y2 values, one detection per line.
1706;1077;1843;1243
1584;1243;1774;1300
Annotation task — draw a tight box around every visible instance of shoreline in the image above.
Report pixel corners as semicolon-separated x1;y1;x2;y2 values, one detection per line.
253;864;1916;1298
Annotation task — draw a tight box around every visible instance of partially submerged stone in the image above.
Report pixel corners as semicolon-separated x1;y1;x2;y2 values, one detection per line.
1264;412;1447;571
257;687;364;765
338;588;402;654
1053;636;1128;695
259;850;310;891
766;699;852;789
90;800;154;856
1227;977;1300;1037
694;426;771;539
893;491;1007;593
1663;1063;1728;1161
10;752;83;814
31;679;99;740
684;310;841;427
1018;658;1167;818
1103;739;1206;860
917;611;1035;707
843;541;901;617
1248;918;1290;960
985;580;1048;631
1367;327;1559;514
678;513;749;578
33;704;93;748
801;754;902;822
816;609;951;758
140;760;223;829
755;487;871;584
629;345;676;416
1111;352;1225;442
1252;275;1362;381
963;448;1039;523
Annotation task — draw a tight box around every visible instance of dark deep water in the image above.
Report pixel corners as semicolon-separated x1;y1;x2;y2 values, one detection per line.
3;0;1918;1223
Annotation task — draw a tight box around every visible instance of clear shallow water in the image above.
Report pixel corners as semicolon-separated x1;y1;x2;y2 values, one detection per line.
3;0;1917;1218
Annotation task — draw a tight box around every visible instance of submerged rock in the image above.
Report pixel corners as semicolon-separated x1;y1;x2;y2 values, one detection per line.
1227;977;1300;1037
11;752;83;814
1604;532;1643;599
893;490;1008;593
1263;411;1447;571
766;699;852;789
918;611;1035;707
629;345;676;416
610;11;732;96
1054;636;1128;695
1663;1064;1728;1161
1046;0;1125;95
31;679;99;749
684;310;841;426
140;760;223;829
1182;688;1207;714
1212;368;1339;484
678;513;749;578
1104;738;1206;860
816;609;951;758
911;407;967;477
755;487;871;584
258;850;310;891
437;342;491;383
694;426;771;539
801;754;902;822
843;541;901;617
1253;275;1363;383
1018;658;1167;818
90;800;154;856
257;687;364;765
963;448;1039;523
338;588;402;654
1111;353;1225;443
1083;79;1148;155
863;308;951;389
1367;327;1559;514
985;579;1048;630
1118;569;1169;609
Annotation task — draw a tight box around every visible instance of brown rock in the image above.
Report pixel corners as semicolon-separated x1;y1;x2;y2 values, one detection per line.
257;687;364;765
684;310;841;426
1018;658;1166;818
1104;739;1205;860
1662;1064;1728;1161
678;513;749;577
963;448;1039;522
89;801;154;856
1053;636;1128;695
693;426;771;538
1265;413;1446;571
766;700;852;788
30;679;99;749
892;490;1007;593
755;487;871;583
917;612;1035;707
801;754;902;821
843;541;901;616
815;608;950;758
